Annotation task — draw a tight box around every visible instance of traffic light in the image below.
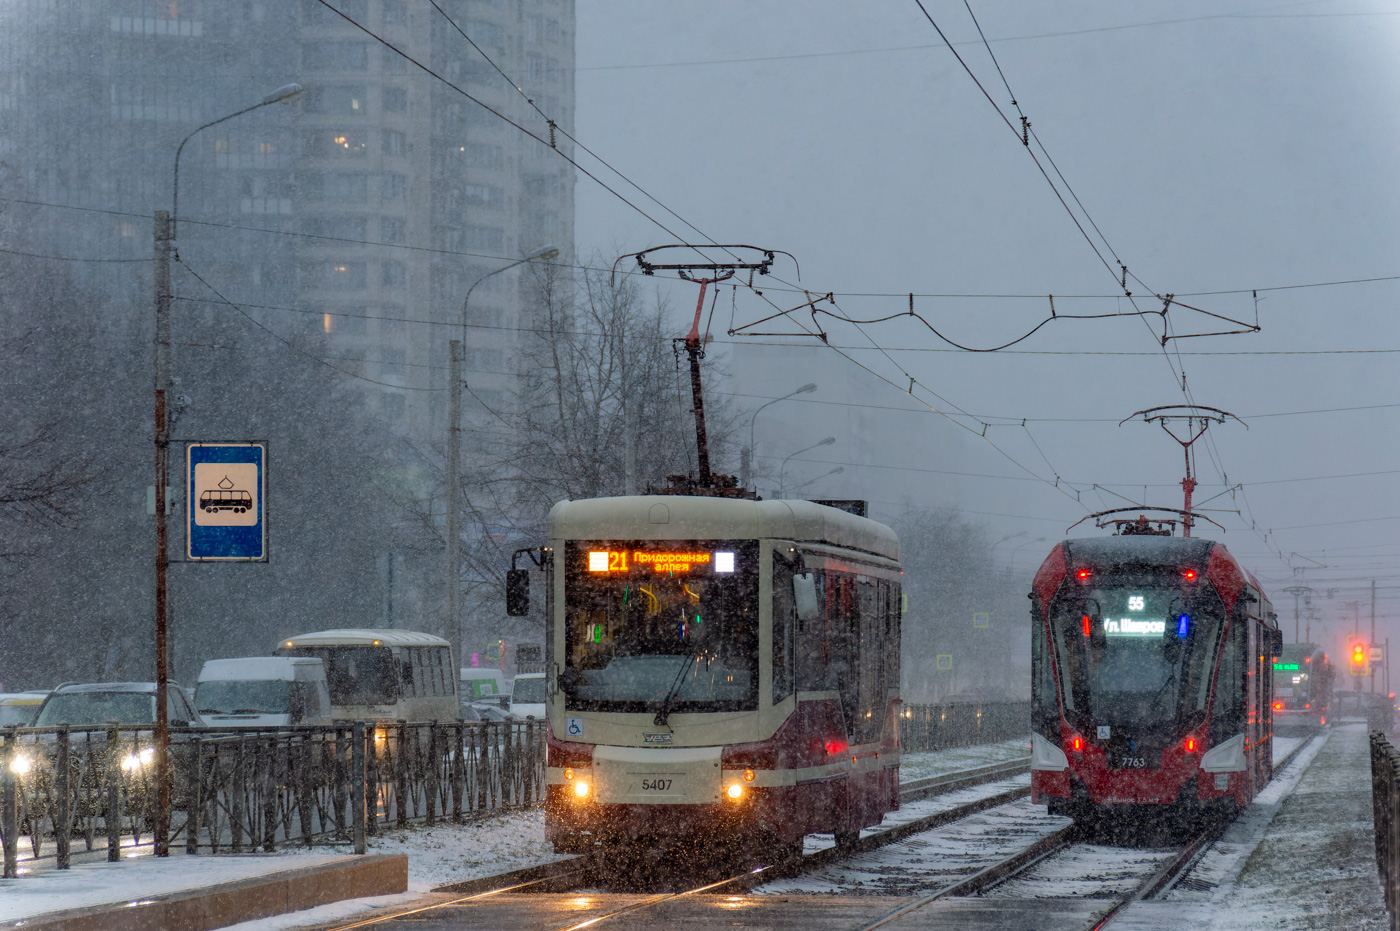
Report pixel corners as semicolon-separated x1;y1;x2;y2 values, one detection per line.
1351;642;1369;677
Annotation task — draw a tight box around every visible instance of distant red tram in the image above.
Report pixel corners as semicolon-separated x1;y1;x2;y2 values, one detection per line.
1029;535;1281;821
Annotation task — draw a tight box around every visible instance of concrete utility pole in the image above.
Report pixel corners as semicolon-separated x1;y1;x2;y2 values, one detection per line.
446;245;557;678
1372;579;1377;694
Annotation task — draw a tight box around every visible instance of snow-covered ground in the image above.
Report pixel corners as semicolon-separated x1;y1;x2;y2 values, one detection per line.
7;729;1376;930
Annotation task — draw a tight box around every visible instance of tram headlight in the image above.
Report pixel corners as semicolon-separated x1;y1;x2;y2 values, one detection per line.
121;747;155;771
726;783;744;800
573;780;590;799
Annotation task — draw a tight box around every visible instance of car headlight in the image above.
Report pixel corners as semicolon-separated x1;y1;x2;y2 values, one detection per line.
121;748;155;771
9;753;32;775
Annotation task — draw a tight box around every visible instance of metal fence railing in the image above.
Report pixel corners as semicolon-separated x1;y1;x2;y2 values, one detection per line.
899;701;1030;752
0;720;545;877
1371;730;1400;931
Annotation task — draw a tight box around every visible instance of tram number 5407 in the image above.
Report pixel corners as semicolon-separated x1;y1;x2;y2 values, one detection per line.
641;778;673;791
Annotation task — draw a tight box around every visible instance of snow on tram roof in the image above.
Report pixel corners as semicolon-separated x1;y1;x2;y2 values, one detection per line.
547;495;898;562
278;629;449;649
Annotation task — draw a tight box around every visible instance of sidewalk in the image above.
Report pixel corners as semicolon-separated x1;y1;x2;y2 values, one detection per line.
1117;721;1391;929
0;847;406;931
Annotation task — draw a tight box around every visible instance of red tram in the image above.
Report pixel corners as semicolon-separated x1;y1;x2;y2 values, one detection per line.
1030;535;1280;822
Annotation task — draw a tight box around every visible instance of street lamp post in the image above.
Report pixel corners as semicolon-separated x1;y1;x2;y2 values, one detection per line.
778;436;836;498
742;383;817;490
446;244;558;679
788;465;843;494
152;82;302;857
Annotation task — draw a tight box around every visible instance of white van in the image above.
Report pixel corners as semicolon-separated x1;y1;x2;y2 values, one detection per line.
195;657;332;727
509;672;546;721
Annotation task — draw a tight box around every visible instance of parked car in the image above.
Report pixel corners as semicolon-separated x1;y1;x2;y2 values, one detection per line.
0;691;49;727
34;682;203;729
195;656;332;728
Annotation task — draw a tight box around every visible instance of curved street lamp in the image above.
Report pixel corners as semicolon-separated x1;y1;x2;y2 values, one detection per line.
153;82;302;858
743;382;817;489
789;465;843;495
778;436;836;498
446;244;560;676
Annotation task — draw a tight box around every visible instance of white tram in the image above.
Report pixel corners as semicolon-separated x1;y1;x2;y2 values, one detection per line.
511;495;903;856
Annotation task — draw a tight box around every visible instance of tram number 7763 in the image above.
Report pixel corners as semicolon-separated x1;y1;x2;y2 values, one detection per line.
1110;754;1156;770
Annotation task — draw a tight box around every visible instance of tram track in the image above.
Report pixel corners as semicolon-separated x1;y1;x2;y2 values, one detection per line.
851;730;1321;931
311;755;1031;930
309;735;1317;929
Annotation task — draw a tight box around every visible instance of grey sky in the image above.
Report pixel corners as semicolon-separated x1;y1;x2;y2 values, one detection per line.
573;1;1400;649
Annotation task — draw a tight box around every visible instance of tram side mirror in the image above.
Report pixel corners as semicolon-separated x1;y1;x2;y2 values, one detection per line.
793;572;820;622
506;569;530;616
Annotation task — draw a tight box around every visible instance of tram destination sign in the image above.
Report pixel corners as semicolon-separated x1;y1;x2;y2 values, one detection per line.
187;443;267;561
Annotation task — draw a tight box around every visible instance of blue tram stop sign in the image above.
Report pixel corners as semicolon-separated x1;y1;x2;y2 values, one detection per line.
187;443;266;561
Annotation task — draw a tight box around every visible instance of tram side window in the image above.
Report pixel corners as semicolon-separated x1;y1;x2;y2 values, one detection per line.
795;570;836;691
772;558;795;704
1032;619;1059;733
1211;621;1246;738
853;578;886;744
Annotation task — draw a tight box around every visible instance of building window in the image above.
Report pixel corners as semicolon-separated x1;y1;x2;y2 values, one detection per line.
463;226;504;250
381;349;406;380
462;144;503;169
302;260;367;289
382;261;406;286
301;215;368;240
303;0;366;23
382;129;406;156
304;130;368;157
381;217;406;243
383;87;407;112
304;85;367;116
302;42;368;72
382;0;406;24
467;20;505;49
380;173;407;200
381;45;407;73
526;54;543;84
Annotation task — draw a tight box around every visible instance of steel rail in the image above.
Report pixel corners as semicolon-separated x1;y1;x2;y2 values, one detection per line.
858;732;1321;931
313;755;1032;931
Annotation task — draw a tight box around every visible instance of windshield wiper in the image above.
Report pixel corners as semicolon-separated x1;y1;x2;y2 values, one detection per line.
653;653;698;727
198;708;225;715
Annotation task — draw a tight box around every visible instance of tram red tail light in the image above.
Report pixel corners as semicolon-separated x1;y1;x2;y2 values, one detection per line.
1076;569;1091;581
1185;738;1196;753
1305;703;1311;709
1182;569;1198;582
1273;702;1283;710
1071;736;1083;752
1082;615;1091;637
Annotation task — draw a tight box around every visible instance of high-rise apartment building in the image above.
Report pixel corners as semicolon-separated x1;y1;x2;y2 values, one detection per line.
0;0;575;438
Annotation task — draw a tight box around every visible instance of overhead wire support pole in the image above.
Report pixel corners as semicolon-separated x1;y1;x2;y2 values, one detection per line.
1120;405;1245;538
615;245;792;496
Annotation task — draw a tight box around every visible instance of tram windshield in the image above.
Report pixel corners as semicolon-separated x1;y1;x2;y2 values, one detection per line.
1047;573;1226;732
560;540;759;713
